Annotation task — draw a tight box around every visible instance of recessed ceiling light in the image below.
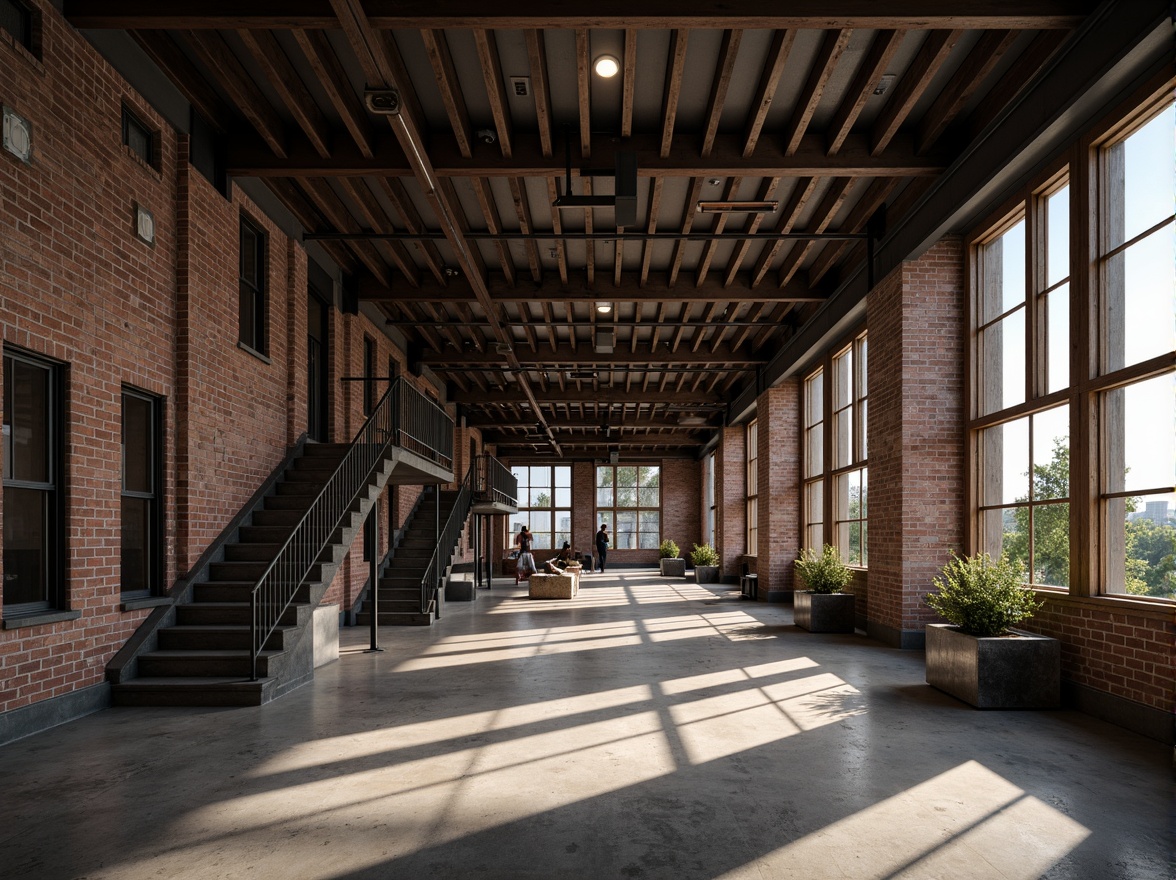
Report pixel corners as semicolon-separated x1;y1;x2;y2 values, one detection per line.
594;55;620;78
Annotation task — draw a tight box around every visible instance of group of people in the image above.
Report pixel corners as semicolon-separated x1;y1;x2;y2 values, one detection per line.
512;523;611;583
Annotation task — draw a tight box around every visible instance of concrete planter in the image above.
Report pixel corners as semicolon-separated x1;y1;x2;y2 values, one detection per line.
659;557;686;578
793;591;856;633
693;565;720;583
925;624;1061;709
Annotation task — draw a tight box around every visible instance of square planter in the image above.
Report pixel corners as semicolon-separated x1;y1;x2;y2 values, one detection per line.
793;591;855;633
693;565;719;583
925;624;1061;709
659;557;686;578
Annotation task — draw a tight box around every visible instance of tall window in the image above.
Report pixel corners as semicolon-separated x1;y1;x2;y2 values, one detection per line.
803;369;825;552
363;336;375;416
802;332;868;565
745;421;758;554
596;465;660;549
122;389;161;596
239;216;267;355
703;452;715;546
1097;101;1175;599
511;465;571;550
3;349;63;613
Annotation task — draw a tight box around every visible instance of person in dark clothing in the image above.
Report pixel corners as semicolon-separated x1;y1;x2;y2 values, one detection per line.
595;524;609;572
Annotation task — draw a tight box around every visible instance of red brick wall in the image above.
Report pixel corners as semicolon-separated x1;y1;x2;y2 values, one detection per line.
0;6;182;712
867;238;966;640
662;458;701;562
756;383;801;598
716;426;746;578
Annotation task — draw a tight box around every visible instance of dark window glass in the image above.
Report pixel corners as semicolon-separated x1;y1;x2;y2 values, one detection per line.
122;390;160;596
363;337;375;415
0;0;32;50
121;106;155;167
239;218;267;354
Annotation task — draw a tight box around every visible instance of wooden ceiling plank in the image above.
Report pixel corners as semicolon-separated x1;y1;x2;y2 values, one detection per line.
870;29;962;156
727;300;766;352
750;176;818;286
966;30;1070;138
291;29;375;159
640;178;664;287
826;29;907;156
183;30;287;157
724;178;781;286
584;178;596;286
337;177;421;287
474;28;514;159
471;177;517;287
784;28;852;157
805;176;898;287
742;29;796;158
456;301;486;353
301;178;393;285
525;30;554;158
668;177;705;287
546;177;570;286
421;29;474;159
238;29;331;159
619;28;639;138
129;31;230;131
576;29;591;158
670;302;693;352
695;178;742;286
372;176;448;283
660;29;689;159
691;301;720;353
916;29;1019;154
650;301;668;352
701;29;743;158
750;302;796;350
423;301;465;354
508;177;543;283
776;177;853;287
427;342;761;367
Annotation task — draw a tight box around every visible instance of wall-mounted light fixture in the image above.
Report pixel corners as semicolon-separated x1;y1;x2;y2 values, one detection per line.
134;204;155;245
593;55;620;77
696;201;779;214
2;106;32;163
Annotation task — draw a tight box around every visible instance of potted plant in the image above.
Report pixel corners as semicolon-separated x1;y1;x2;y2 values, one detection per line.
659;540;685;578
690;543;720;583
924;551;1059;709
793;545;855;633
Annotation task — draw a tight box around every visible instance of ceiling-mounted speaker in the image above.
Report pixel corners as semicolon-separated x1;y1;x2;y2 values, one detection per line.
614;151;637;229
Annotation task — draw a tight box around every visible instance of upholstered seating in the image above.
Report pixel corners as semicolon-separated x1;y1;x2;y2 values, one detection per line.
528;571;579;599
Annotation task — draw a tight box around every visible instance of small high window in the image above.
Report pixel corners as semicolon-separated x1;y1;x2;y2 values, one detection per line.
0;0;34;53
121;105;157;169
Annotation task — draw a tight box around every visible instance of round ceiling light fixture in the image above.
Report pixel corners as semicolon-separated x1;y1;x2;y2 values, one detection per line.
596;301;613;313
593;55;620;78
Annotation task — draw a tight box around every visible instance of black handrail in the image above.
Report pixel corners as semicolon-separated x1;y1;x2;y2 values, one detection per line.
250;378;453;679
420;464;473;618
476;453;518;508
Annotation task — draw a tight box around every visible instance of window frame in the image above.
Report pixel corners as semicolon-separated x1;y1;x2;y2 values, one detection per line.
704;451;715;546
511;465;572;552
745;421;758;555
121;103;158;170
238;215;268;357
121;387;163;597
0;0;37;57
595;463;661;551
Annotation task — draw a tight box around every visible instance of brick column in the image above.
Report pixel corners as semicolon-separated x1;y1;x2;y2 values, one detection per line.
756;382;801;601
867;238;965;647
284;241;308;446
715;426;745;579
572;461;596;561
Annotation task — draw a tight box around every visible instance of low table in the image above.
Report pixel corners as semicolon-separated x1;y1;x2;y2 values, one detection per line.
528;571;580;599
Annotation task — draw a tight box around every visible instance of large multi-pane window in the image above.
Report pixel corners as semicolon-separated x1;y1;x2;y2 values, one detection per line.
969;93;1174;601
3;349;63;613
1097;100;1175;599
802;332;868;565
239;216;267;355
703;452;715;546
596;465;660;549
511;465;571;551
745;421;758;553
122;389;161;596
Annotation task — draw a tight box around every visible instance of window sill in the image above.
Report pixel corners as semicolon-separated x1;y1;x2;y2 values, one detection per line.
121;596;173;612
237;341;272;364
2;610;82;630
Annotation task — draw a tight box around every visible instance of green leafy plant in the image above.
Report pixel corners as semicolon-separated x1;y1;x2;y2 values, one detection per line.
794;545;853;594
690;543;720;567
926;551;1042;637
659;539;680;559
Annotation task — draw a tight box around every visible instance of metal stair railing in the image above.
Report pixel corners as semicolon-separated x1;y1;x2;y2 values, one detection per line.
475;453;519;507
420;464;474;619
250;378;454;680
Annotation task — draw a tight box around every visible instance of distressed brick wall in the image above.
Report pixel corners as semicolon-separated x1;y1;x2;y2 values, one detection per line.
866;238;966;645
661;458;701;563
715;426;746;578
756;383;801;599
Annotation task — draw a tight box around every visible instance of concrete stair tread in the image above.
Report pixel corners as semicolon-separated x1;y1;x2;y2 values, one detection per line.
113;677;273;688
141;649;282;659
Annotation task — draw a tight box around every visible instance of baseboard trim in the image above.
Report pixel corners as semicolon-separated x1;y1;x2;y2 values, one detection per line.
764;590;793;603
0;683;111;749
1063;681;1174;745
867;620;926;650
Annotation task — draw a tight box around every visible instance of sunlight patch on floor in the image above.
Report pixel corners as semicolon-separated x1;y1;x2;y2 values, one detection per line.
725;761;1091;880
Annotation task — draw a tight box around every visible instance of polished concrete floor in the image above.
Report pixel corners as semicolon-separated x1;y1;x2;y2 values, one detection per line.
0;572;1170;879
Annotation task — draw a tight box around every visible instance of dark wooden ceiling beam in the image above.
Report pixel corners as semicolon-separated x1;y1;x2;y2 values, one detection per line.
575;29;591;159
750;176;818;287
659;29;688;159
425;345;764;366
129;31;231;130
776;177;853;287
667;177;704;287
742;29;796;158
468;416;714;430
723;177;781;286
336;177;421;286
67;3;1094;30
524;30;554;158
784;28;851;156
695;178;742;286
453;388;723;405
226;130;945;177
546;178;570;286
371;176;448;284
804;176;897;287
300;178;393;285
474;28;514;159
470;178;517;288
869;29;962;156
508;178;543;283
965;29;1070;139
639;178;664;287
421;29;474;159
621;28;638;138
826;29;906;156
265;178;359;275
290;29;374;159
701;29;743;158
238;29;331;159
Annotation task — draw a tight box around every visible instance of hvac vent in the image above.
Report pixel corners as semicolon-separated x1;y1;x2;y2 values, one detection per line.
594;329;615;354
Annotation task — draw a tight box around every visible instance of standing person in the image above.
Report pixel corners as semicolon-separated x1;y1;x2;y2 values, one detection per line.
595;523;610;573
514;526;536;583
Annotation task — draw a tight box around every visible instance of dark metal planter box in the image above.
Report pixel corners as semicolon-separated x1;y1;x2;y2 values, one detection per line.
659;558;686;578
925;624;1061;709
693;565;719;583
793;591;855;633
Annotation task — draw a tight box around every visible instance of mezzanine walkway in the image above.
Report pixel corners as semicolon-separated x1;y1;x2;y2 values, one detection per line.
0;571;1168;879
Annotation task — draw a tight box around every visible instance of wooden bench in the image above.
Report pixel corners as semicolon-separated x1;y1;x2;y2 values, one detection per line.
528;571;579;599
